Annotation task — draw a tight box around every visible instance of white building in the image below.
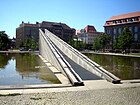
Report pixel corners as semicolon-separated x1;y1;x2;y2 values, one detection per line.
78;32;102;45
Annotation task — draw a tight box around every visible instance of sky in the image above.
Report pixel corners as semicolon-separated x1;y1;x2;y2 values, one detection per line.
0;0;140;38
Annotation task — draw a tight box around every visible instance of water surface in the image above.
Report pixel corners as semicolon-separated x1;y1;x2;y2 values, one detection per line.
0;53;60;85
84;53;140;80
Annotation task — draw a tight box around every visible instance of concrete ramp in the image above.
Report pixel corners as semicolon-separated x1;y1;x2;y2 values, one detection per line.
39;29;121;84
39;29;84;86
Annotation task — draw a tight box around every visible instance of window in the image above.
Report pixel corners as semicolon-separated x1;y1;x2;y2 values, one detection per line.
107;22;110;25
113;28;117;34
134;17;139;21
134;33;138;41
107;29;110;34
129;27;132;32
118;28;121;34
128;18;133;22
118;20;122;23
123;19;127;23
134;26;138;32
113;21;117;24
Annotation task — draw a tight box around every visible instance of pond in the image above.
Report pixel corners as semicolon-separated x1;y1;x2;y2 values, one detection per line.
0;53;60;85
84;53;140;80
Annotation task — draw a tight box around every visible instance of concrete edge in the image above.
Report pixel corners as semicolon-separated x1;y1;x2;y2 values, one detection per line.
82;51;140;58
0;80;140;95
0;84;72;90
38;55;71;85
121;79;140;83
0;50;39;54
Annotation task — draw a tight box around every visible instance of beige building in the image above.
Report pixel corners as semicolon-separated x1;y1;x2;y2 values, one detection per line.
77;25;102;49
78;32;101;45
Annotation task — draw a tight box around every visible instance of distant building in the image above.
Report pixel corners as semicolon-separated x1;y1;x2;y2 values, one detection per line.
11;37;16;49
78;32;102;44
16;21;76;48
104;11;140;49
16;22;39;48
84;25;97;33
76;30;81;35
39;21;76;42
77;25;102;49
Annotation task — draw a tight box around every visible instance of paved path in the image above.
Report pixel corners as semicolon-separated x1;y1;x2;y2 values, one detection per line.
0;80;140;105
1;87;140;105
58;49;102;80
63;54;102;80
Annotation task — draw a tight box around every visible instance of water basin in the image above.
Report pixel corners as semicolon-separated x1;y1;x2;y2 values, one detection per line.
0;53;60;86
84;53;140;80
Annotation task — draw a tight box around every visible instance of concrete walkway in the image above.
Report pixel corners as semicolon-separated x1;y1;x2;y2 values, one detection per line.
62;53;102;80
0;80;140;105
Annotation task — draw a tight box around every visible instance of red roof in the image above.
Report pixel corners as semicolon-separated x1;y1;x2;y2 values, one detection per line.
84;25;97;33
109;11;140;21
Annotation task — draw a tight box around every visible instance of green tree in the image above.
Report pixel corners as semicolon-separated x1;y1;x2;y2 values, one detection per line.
100;33;112;51
93;37;101;50
0;31;11;50
93;33;111;52
113;36;119;49
68;37;86;50
23;38;38;50
68;37;75;47
117;27;132;51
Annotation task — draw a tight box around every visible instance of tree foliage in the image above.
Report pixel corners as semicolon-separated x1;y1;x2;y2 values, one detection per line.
23;38;39;50
115;27;132;50
93;33;111;51
68;37;86;50
93;37;101;50
0;31;11;50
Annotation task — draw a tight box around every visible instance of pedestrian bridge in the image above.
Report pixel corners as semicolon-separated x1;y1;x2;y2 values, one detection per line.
39;29;121;86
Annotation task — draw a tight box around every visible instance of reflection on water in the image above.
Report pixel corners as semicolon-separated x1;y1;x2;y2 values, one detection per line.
0;54;12;69
84;53;140;80
0;53;60;85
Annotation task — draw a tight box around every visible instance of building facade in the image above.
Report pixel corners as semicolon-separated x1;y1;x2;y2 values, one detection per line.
77;25;101;49
78;32;101;45
16;22;39;48
16;21;76;48
104;11;140;49
39;21;75;42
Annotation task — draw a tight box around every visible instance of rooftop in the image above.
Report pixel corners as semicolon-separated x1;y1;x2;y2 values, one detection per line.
104;11;140;26
40;21;71;29
109;11;140;21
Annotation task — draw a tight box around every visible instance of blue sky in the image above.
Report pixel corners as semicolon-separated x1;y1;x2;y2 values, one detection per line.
0;0;140;38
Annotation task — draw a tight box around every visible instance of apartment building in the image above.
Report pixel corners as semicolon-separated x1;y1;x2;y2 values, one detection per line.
104;11;140;48
39;21;75;42
16;22;39;48
16;21;75;48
